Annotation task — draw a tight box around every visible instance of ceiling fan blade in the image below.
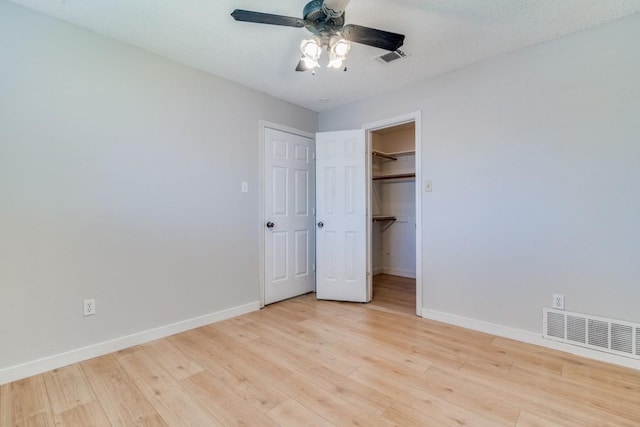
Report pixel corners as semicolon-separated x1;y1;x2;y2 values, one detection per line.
231;9;306;28
322;0;351;17
342;24;405;51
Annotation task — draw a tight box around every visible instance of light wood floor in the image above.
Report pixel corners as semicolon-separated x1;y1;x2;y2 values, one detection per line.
370;273;416;315
2;289;640;426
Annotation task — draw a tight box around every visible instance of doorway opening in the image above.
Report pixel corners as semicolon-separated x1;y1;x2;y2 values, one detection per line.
365;113;422;316
260;114;421;315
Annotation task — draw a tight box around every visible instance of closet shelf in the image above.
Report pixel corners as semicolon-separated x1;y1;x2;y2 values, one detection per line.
372;173;416;181
372;215;396;222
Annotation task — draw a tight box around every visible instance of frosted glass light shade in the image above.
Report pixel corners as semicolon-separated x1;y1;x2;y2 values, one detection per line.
300;38;322;60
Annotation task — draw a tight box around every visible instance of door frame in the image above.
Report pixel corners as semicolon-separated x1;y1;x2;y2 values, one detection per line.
362;111;423;316
258;120;316;308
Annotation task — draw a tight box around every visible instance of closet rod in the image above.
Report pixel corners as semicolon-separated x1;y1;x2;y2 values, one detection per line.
372;173;416;181
372;150;398;161
372;215;396;222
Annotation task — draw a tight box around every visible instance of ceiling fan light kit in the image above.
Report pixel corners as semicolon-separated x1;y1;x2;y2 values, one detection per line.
231;0;405;72
299;35;351;71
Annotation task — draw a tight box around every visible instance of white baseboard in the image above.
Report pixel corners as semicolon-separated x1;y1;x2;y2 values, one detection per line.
421;308;640;371
0;301;260;385
382;268;416;279
372;267;384;276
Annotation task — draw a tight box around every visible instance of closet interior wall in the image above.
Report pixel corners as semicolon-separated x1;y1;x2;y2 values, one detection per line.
371;124;416;279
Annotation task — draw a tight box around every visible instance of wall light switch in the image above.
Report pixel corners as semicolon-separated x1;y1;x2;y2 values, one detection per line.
424;180;433;192
241;181;248;193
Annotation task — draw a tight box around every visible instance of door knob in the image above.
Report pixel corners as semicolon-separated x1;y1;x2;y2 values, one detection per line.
266;222;275;228
317;222;324;228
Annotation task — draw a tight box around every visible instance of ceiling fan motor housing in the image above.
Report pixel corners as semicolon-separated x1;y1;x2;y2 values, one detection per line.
303;0;345;37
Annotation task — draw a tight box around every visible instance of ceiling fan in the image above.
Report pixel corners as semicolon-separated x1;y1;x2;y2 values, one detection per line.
231;0;405;72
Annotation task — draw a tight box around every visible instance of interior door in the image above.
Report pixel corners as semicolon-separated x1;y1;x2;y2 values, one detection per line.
264;128;316;304
315;129;368;302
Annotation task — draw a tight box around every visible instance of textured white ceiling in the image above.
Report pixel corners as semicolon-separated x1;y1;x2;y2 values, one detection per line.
8;0;640;111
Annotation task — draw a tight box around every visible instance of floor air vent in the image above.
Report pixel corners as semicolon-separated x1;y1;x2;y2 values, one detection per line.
543;308;640;360
376;49;408;64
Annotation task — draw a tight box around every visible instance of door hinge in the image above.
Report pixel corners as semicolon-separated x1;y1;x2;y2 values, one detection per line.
312;264;316;271
312;207;315;215
312;152;316;160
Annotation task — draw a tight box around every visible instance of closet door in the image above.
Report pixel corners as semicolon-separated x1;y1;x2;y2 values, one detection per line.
315;130;368;302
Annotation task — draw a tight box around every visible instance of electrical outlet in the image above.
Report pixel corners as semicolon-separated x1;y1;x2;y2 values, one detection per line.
552;294;565;310
84;298;96;316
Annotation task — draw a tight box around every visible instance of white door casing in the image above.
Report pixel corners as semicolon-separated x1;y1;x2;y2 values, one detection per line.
315;129;368;302
264;128;316;304
363;111;422;316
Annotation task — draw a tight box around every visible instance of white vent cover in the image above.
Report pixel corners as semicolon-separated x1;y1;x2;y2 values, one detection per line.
543;308;640;360
375;49;408;64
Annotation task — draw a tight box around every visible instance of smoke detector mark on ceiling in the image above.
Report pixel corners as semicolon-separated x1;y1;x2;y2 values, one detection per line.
376;49;408;64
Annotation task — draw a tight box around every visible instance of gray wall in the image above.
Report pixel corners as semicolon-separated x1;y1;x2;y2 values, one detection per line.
0;1;317;369
320;14;640;332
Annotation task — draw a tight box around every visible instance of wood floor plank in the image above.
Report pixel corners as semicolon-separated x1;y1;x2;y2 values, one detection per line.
55;401;111;427
195;326;293;381
348;365;433;403
115;347;223;426
81;354;167;426
508;363;640;421
43;364;111;426
43;364;95;415
240;318;363;378
167;329;290;412
267;398;334;427
180;370;278;427
516;410;567;427
214;318;262;343
382;402;432;427
0;375;55;427
454;361;627;426
142;338;204;381
238;322;360;378
275;373;394;427
459;355;640;426
299;317;434;373
303;301;471;367
295;363;393;417
366;361;511;423
421;365;521;425
227;322;393;417
561;358;640;392
411;394;509;427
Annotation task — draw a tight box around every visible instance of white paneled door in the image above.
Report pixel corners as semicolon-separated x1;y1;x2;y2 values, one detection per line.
264;128;316;304
315;130;368;302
